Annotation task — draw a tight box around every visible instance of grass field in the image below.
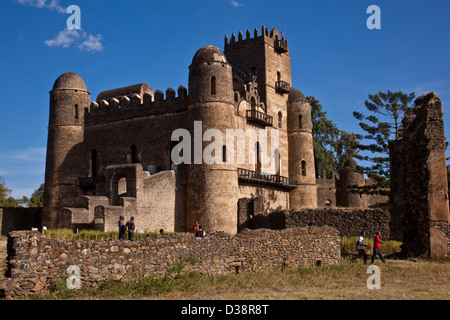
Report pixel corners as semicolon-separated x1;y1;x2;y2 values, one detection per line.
1;234;449;301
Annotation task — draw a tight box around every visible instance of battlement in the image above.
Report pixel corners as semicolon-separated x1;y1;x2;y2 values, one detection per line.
85;85;188;125
224;25;288;53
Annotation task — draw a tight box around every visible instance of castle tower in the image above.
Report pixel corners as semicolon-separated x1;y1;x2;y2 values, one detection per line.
337;158;366;207
287;88;317;209
224;26;292;127
42;72;90;229
186;45;239;234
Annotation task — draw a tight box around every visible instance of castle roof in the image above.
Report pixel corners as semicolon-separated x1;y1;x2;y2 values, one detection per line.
97;83;153;102
288;87;306;102
192;45;228;65
52;72;87;92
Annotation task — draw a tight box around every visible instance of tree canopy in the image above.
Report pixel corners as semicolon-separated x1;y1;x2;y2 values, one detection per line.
352;90;415;186
308;96;360;178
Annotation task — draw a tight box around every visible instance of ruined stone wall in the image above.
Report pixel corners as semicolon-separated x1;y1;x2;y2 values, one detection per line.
0;228;340;299
389;92;450;259
0;208;42;236
239;207;391;239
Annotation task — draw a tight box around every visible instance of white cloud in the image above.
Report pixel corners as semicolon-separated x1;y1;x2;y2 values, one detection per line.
78;33;104;53
45;28;104;53
230;0;243;8
44;28;80;48
16;0;66;13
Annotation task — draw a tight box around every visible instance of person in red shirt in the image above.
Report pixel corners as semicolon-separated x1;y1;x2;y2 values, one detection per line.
371;231;387;264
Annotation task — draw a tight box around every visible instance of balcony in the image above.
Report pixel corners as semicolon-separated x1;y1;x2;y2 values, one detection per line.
274;39;288;53
238;168;298;190
275;80;290;94
246;109;273;127
79;175;106;188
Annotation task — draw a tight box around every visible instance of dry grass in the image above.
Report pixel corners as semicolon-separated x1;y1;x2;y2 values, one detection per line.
25;259;450;300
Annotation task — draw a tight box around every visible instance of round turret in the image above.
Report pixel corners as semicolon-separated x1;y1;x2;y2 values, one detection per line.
287;87;317;209
186;45;238;234
189;45;234;103
52;72;88;92
43;72;91;230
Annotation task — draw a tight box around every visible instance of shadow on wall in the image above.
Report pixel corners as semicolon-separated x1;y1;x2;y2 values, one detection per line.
0;208;43;236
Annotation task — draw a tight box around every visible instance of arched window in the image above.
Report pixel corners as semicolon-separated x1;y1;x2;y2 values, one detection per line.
255;142;261;173
131;145;139;164
250;97;257;111
277;71;282;82
278;112;283;128
301;161;307;176
211;76;216;95
74;104;79;119
299;115;303;129
274;149;280;176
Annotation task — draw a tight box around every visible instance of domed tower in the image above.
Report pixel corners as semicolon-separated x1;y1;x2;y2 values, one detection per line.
287;88;317;209
186;45;239;234
42;72;90;229
337;158;366;207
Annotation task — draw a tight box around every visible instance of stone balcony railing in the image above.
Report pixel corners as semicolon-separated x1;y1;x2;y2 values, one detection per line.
246;109;273;127
238;168;298;190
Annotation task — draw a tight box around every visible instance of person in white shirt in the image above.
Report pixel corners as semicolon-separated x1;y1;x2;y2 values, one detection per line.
355;231;368;264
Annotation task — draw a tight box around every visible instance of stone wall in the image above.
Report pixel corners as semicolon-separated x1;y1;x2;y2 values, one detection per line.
0;227;340;299
240;207;391;239
0;208;42;236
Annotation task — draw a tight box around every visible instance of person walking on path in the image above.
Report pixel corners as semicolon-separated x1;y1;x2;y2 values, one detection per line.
118;216;126;240
126;216;136;241
371;231;387;264
355;231;368;264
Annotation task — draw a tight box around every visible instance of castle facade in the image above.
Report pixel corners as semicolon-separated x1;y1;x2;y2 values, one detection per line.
42;26;385;235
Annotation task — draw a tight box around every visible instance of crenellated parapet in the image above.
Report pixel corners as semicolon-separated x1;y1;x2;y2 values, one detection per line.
224;25;288;53
85;85;188;125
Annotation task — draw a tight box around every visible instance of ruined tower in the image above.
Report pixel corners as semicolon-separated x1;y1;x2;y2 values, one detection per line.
42;72;90;229
389;92;450;259
287;88;317;209
186;45;239;234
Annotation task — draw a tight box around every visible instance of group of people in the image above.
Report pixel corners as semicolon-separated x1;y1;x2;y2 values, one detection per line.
354;230;387;265
118;216;136;241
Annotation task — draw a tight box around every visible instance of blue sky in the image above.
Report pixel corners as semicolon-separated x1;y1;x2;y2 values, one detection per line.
1;0;449;198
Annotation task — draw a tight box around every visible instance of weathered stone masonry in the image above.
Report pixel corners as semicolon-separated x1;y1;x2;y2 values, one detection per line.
0;227;340;299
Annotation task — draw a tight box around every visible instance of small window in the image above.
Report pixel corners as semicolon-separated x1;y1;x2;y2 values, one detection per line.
131;145;139;164
278;112;283;128
301;161;307;176
75;104;79;119
222;145;227;163
299;115;303;129
211;76;216;95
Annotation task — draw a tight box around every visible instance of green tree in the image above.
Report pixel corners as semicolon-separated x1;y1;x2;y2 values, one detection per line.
308;96;360;177
27;183;44;207
0;176;20;207
353;90;415;187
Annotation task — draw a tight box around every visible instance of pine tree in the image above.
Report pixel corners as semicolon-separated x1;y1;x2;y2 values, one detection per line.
353;90;415;187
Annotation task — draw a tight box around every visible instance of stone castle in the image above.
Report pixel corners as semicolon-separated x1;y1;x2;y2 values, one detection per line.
42;26;387;235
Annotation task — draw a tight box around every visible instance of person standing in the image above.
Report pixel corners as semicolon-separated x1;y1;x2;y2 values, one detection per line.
118;216;126;240
126;216;136;241
371;231;387;264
